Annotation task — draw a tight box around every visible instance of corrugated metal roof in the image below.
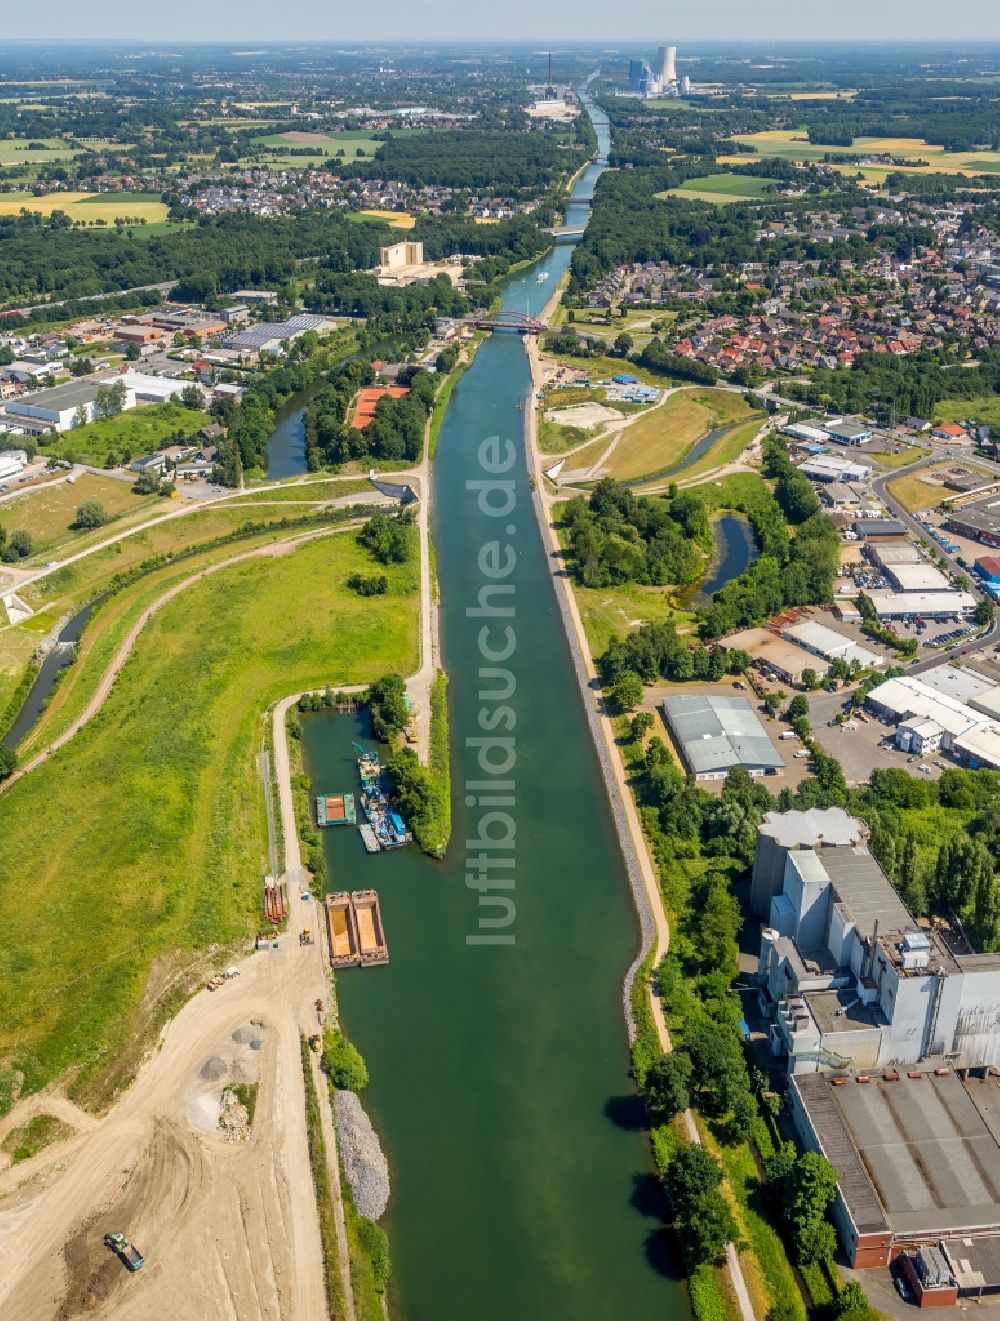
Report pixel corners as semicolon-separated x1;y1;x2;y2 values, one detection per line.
661;694;783;775
796;1071;1000;1238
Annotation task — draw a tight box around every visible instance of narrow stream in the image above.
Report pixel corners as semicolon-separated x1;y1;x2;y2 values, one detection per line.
2;600;99;750
301;94;687;1321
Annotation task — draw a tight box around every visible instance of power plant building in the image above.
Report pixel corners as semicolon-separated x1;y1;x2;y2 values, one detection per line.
657;45;677;83
753;811;1000;1077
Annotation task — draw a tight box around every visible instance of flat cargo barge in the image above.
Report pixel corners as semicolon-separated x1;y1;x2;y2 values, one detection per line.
324;889;388;968
316;792;356;827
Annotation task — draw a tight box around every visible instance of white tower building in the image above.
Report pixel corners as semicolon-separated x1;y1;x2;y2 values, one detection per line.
657;45;677;83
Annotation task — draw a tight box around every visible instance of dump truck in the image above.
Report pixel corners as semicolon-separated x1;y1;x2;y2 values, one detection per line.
105;1232;144;1272
206;975;225;992
299;928;313;946
308;1034;322;1053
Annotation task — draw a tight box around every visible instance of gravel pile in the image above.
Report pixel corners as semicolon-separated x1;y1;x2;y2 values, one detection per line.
334;1091;389;1220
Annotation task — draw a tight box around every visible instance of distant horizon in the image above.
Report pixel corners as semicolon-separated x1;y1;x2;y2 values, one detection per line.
2;0;999;46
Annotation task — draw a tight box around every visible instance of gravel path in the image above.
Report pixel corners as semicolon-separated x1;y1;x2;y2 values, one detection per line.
334;1091;390;1221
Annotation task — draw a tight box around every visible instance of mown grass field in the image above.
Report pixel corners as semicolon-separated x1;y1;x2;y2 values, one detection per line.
0;530;419;1109
887;462;991;513
658;173;776;204
573;579;692;656
599;388;759;482
37;403;207;466
18;521;358;756
868;444;931;468
0;191;168;224
1;473;158;554
720;129;1000;178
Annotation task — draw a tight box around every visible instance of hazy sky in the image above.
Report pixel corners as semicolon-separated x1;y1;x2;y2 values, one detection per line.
4;1;1000;43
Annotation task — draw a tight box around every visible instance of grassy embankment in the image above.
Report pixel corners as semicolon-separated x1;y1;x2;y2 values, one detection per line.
562;390;759;486
14;512;359;758
427;337;483;461
1;1112;74;1165
239;479;373;505
34;403;208;466
935;395;1000;429
0;530;419;1111
428;669;451;848
300;1036;347;1320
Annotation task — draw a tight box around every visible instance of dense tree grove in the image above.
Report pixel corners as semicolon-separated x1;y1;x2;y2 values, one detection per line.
561;479;708;590
367;672;410;744
785;343;1000;421
306;368;435;466
350;129;575;192
700;483;838;638
0;210;389;307
305;271;467;324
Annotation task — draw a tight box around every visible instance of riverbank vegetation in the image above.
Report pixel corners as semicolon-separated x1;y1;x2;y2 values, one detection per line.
300;1035;347;1321
0;531;419;1111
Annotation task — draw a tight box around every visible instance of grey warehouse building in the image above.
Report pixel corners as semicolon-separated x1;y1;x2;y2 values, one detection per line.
660;694;784;780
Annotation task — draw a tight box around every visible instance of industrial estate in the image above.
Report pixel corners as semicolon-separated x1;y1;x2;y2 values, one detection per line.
1;28;1000;1321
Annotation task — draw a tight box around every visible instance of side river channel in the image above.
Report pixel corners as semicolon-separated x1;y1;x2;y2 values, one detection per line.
301;96;687;1321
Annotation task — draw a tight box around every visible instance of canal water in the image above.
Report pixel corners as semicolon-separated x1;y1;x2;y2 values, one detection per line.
302;95;685;1321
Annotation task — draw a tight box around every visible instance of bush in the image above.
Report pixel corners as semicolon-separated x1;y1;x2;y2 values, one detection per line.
322;1030;369;1091
355;1217;391;1294
347;572;389;597
72;500;109;530
368;673;409;743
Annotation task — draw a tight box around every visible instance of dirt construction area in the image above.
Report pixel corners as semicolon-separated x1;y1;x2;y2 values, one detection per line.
544;402;621;428
0;923;332;1320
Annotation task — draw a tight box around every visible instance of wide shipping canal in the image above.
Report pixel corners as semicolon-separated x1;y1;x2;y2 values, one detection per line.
302;97;685;1320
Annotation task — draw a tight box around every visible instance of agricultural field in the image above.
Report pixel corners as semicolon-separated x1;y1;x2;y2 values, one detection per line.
658;173;777;204
0;191;169;224
0;529;419;1108
247;130;381;163
37;403;208;466
719;130;1000;178
358;209;414;228
594;388;759;482
0;138;79;165
0;472;159;556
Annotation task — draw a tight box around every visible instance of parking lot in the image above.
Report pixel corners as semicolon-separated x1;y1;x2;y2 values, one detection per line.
807;687;944;783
